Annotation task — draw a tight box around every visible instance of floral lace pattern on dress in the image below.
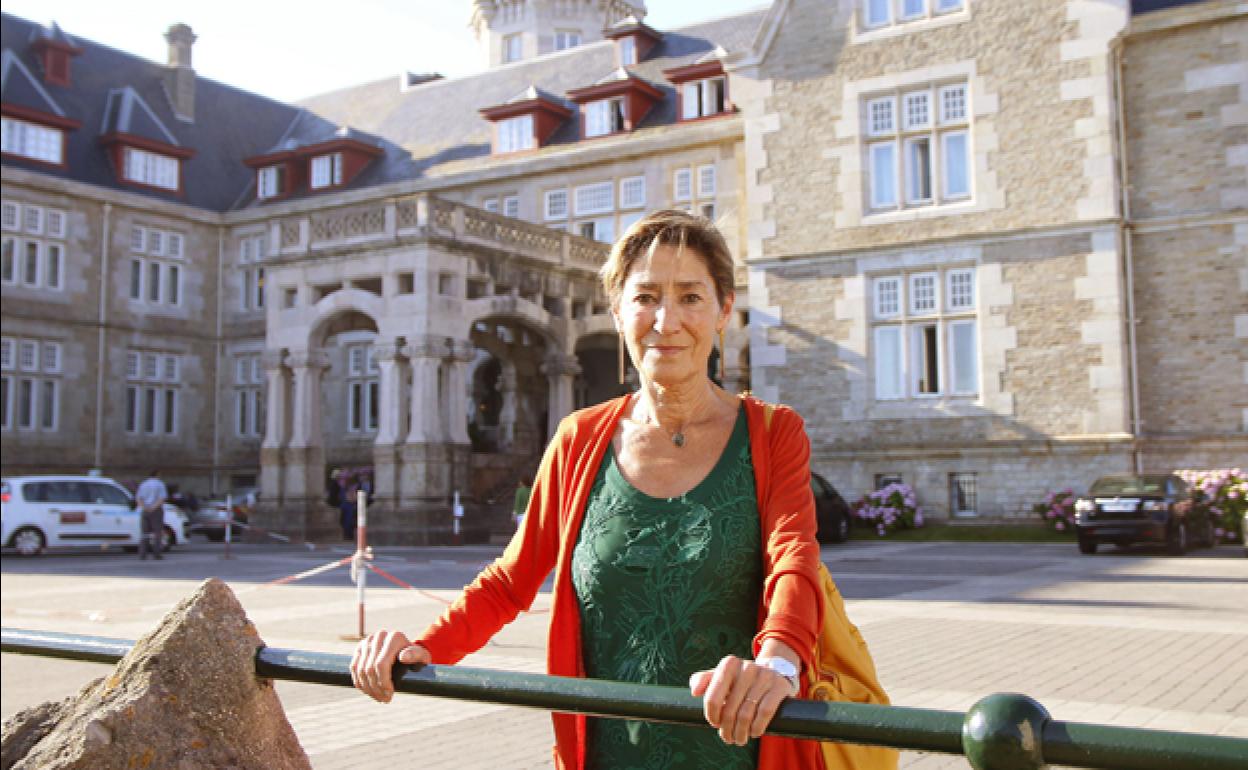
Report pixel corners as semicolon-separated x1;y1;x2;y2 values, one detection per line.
572;410;762;770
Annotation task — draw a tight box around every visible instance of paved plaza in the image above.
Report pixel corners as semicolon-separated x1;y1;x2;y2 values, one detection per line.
2;539;1246;768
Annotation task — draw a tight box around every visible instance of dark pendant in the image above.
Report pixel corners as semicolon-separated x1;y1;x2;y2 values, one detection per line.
672;432;685;447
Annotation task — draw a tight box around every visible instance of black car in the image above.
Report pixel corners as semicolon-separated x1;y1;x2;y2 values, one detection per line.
811;472;851;544
1074;474;1213;555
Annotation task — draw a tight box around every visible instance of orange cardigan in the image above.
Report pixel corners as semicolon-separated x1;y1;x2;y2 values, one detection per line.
417;395;826;769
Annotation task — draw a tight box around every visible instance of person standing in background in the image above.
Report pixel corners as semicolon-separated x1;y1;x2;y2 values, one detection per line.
512;475;532;528
135;469;168;561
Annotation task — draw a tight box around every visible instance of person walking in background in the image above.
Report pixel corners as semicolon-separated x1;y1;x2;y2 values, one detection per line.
135;469;168;561
351;211;873;768
512;475;532;528
340;470;359;540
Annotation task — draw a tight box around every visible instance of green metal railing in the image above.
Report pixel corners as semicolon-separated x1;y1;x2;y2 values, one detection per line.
3;627;1245;770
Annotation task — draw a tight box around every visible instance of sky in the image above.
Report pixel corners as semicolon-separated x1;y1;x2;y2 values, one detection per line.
2;1;771;103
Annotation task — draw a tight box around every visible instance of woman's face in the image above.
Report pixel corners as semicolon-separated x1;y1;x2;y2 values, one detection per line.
613;243;733;389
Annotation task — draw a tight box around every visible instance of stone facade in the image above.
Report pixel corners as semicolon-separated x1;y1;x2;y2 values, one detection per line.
729;0;1246;519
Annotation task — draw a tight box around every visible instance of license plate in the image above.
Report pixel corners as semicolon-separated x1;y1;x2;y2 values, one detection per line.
1100;500;1137;513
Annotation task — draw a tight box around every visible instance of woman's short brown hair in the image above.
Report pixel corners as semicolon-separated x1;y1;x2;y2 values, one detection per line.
599;209;734;306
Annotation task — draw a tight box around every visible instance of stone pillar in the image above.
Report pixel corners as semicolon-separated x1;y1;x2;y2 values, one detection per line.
498;363;518;451
258;350;287;511
542;353;582;439
446;340;475;446
404;336;446;445
280;350;332;540
372;343;403;509
397;336;450;544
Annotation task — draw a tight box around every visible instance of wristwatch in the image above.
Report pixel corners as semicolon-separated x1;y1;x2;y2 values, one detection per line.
755;656;800;696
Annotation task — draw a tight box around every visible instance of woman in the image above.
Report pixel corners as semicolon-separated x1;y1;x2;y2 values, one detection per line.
352;210;825;768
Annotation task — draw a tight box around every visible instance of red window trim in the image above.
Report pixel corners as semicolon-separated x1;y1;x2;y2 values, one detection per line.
0;105;77;170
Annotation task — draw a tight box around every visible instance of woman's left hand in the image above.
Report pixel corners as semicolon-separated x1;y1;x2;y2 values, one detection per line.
689;655;795;746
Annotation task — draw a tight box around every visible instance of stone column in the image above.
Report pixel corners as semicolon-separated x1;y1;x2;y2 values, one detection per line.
280;350;332;540
446;340;475;446
542;353;582;439
399;336;450;543
498;363;518;451
371;343;404;509
403;336;446;445
258;350;287;513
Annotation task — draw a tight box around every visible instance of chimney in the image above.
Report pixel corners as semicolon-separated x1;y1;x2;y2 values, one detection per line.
163;23;196;122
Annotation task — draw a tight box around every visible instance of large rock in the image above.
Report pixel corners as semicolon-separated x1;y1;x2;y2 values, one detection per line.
1;578;311;770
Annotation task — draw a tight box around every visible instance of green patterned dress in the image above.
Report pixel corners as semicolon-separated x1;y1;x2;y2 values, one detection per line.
572;408;762;769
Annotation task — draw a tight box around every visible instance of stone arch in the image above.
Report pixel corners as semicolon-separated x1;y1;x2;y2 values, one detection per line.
307;289;387;349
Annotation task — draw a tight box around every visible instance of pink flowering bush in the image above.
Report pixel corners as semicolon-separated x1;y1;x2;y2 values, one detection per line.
1032;488;1077;534
1177;468;1246;544
852;483;924;537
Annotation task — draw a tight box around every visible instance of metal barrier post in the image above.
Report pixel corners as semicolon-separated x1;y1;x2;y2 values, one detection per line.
222;493;234;560
353;489;368;640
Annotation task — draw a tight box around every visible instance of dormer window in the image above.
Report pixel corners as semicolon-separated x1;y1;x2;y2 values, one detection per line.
257;165;286;200
503;34;523;64
124;147;179;191
586;98;626;138
554;29;581;51
681;77;727;120
310;153;343;189
1;116;64;165
498;115;535;153
619;37;637;66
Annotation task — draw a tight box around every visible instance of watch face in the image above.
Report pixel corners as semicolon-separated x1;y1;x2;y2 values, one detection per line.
760;657;798;678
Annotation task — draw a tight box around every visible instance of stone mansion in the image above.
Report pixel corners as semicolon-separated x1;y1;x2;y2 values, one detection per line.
2;0;1244;542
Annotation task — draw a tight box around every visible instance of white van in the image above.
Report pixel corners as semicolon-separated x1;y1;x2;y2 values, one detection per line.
0;475;188;556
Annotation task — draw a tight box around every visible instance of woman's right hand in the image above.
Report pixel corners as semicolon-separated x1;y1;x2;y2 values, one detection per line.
350;629;431;703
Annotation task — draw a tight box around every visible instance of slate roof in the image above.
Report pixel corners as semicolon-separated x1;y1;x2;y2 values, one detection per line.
1;8;766;211
1;12;302;211
294;8;770;182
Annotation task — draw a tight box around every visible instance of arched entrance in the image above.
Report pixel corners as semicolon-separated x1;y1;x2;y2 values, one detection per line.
574;332;631;408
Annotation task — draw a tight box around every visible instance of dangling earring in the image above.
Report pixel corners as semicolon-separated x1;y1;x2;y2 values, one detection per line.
618;333;627;385
718;327;726;383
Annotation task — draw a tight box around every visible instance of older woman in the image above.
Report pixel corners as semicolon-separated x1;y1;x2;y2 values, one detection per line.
352;210;825;769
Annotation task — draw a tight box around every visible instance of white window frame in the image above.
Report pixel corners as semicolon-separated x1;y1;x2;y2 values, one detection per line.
682;77;727;120
673;168;692;202
949;471;978;517
865;82;971;212
872;268;978;401
573;181;614;217
1;235;15;285
543;189;568;221
575;217;615;244
502;195;520;218
123;147;179;190
554;29;582;51
618;37;637;66
310;153;343;189
497;114;534;153
346;342;379;434
0;117;63;164
862;0;965;31
482;197;499;213
257;165;284;199
0;337;12;370
619;176;646;210
585;98;625;138
697;164;717;198
503;33;523;63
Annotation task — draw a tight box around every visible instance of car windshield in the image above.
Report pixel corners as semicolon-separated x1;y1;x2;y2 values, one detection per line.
1089;477;1167;496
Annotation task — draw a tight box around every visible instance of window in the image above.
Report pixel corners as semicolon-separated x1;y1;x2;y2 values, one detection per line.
619;37;637;66
482;197;499;213
949;472;978;516
125;350;181;435
574;181;614;216
865;82;970;212
503;195;520;218
544;189;568;220
503;33;523;63
0;203;68;291
576;217;615;244
875;473;904;490
2;201;17;230
681;77;727;120
673;168;692;202
554;29;581;51
1;337;62;432
863;0;964;29
497;115;534;153
346;342;379;433
438;273;456;296
697;165;717;198
310;153;343;189
123;148;179;190
233;352;264;438
257;165;285;199
1;117;63;164
238;234;266;312
585;98;625;138
620;176;645;209
130;225;186;307
872;268;977;400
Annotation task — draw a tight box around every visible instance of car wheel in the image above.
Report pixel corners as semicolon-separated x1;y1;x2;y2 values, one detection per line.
163;527;175;552
1077;537;1097;555
11;527;46;556
1166;522;1188;556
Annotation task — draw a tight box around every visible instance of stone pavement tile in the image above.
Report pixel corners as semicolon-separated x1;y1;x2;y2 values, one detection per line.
1222;716;1248;738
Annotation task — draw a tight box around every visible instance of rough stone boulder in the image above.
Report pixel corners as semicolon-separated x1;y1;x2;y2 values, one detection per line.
1;577;311;770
